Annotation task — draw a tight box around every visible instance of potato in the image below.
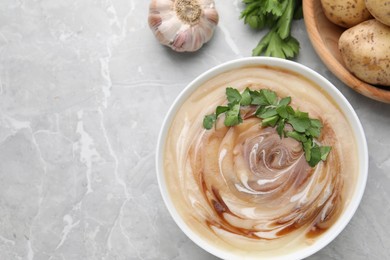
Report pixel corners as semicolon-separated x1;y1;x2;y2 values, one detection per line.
321;0;372;28
339;19;390;86
365;0;390;26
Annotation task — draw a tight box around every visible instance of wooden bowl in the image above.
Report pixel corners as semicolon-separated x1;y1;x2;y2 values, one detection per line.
303;0;390;103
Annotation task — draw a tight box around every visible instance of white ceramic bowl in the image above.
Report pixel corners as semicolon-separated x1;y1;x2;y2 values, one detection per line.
156;57;368;259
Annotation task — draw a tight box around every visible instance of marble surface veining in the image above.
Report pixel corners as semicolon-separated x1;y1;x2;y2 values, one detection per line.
0;0;389;259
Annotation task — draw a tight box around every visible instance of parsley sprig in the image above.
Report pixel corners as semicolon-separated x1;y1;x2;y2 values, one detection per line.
203;87;331;167
240;0;303;59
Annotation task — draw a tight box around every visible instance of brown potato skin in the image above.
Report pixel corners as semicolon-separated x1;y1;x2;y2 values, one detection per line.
321;0;372;28
365;0;390;26
339;19;390;86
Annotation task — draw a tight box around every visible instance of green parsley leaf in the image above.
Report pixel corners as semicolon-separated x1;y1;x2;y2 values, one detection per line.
307;126;321;138
276;0;294;39
259;107;278;119
226;87;242;104
250;90;268;106
264;0;286;17
286;105;295;115
280;36;300;59
262;115;279;127
203;86;331;168
276;105;289;119
310;119;323;128
216;106;230;117
288;116;311;133
320;146;332;161
294;109;309;118
252;28;300;59
224;103;242;126
254;29;282;58
279;96;291;106
203;114;216;130
262;89;278;105
276;118;286;137
286;130;307;142
255;106;266;117
241;88;252;106
303;139;312;161
308;144;322;167
241;2;265;29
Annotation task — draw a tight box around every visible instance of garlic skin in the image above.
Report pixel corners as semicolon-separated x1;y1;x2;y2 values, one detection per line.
148;0;219;52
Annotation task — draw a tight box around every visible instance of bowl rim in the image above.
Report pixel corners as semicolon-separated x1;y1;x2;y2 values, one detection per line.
156;57;368;260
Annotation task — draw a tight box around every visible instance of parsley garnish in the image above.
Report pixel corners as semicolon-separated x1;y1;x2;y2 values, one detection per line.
203;87;331;167
240;0;303;59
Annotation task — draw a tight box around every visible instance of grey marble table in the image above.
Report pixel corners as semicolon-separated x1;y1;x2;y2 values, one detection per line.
0;0;389;259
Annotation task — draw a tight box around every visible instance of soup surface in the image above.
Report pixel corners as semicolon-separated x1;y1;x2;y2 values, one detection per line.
163;65;358;258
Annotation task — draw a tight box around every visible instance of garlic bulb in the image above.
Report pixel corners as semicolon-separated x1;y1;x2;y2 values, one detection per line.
148;0;219;52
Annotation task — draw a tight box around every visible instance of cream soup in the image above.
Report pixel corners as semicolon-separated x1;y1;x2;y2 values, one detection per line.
163;65;358;258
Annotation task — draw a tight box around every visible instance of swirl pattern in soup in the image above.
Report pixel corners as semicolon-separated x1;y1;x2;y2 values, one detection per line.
163;65;358;257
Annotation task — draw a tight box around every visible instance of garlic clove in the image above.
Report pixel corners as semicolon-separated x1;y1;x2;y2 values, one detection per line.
199;14;215;42
203;8;219;25
148;13;162;29
172;30;187;50
148;0;219;52
178;30;194;52
158;15;183;45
